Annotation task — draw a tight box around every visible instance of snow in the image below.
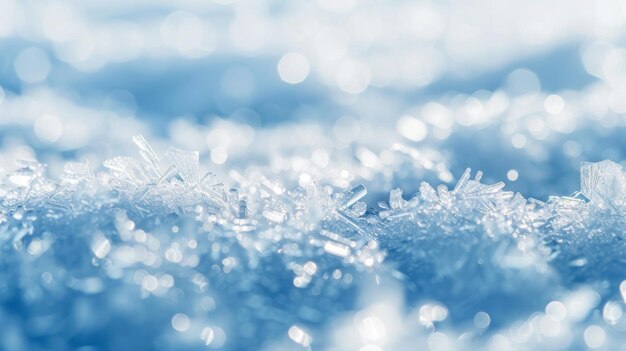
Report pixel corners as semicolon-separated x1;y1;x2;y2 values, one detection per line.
0;136;625;350
2;1;626;350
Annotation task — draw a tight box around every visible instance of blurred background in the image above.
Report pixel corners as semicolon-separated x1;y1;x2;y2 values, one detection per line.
1;0;626;201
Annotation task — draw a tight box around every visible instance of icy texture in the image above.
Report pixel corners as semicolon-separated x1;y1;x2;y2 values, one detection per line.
0;137;383;351
3;1;626;349
1;137;626;350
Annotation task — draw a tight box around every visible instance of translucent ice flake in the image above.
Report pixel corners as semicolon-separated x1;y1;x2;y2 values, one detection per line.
61;161;93;184
7;159;45;187
389;188;407;210
452;167;472;194
133;134;161;175
261;207;287;223
580;160;626;213
7;168;37;187
419;181;438;202
165;147;200;186
320;229;357;248
338;184;367;211
104;156;151;184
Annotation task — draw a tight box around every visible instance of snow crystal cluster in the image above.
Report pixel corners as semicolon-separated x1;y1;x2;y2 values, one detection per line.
1;135;626;350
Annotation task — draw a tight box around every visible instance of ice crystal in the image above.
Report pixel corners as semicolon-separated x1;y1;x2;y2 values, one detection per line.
0;136;386;350
1;137;626;350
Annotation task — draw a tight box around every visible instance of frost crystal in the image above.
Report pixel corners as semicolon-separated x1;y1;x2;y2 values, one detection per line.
580;160;626;213
1;138;626;350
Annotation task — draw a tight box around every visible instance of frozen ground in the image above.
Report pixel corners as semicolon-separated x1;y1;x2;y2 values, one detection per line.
1;0;626;350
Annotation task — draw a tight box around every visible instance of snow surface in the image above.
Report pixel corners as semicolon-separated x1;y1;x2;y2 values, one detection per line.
1;137;625;350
